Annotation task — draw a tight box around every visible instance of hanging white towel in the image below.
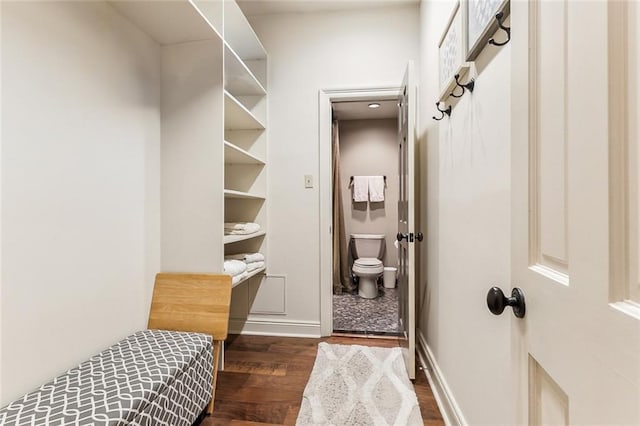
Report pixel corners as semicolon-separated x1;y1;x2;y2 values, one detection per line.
352;176;368;202
368;176;385;202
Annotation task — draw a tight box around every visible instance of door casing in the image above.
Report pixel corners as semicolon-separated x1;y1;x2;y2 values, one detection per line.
318;86;401;336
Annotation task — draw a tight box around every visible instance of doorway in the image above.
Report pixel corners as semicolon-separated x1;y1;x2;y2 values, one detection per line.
331;99;400;336
318;87;402;337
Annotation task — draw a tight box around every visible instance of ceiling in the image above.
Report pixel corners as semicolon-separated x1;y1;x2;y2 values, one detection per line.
332;100;399;120
237;0;418;16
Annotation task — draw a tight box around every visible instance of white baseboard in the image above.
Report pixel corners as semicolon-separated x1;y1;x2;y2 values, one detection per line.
416;328;467;426
229;318;321;338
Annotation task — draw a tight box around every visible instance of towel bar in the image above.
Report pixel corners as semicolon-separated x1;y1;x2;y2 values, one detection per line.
349;175;386;187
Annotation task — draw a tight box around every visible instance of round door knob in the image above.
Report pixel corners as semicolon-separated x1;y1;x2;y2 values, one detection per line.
486;287;526;318
397;232;408;242
416;232;424;242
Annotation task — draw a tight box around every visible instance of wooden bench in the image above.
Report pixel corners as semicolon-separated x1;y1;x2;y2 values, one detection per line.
0;273;231;425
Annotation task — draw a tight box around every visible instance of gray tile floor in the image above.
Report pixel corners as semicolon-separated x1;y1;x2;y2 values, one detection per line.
333;286;400;335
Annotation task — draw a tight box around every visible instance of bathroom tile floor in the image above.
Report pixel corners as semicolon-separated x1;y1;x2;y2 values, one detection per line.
333;286;400;334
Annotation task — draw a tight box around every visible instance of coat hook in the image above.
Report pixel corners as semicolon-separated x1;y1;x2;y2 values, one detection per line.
432;102;451;121
488;12;510;46
450;74;476;98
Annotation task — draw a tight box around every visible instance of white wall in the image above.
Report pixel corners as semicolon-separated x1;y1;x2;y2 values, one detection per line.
246;6;419;334
418;0;512;424
1;1;161;404
339;119;399;268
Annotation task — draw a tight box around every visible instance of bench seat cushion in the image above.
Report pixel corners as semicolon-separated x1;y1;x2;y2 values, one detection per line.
0;329;213;425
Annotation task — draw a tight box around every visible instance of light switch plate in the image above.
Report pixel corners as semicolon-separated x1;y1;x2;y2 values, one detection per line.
304;175;313;188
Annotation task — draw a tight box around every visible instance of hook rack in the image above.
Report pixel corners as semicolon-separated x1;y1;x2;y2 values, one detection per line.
432;102;451;121
488;12;510;46
450;73;475;98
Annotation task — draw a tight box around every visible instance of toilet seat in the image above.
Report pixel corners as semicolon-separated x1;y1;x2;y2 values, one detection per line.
352;258;384;275
354;258;383;268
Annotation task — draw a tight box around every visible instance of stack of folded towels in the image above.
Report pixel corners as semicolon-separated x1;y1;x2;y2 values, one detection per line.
224;252;265;285
224;222;261;236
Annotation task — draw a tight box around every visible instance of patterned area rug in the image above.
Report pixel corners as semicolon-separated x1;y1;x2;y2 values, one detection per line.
296;343;422;425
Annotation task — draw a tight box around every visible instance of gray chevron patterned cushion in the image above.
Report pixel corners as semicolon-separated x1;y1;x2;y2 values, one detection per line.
0;329;214;425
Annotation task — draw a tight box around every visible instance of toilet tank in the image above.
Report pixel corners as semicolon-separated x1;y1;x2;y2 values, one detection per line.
350;234;385;259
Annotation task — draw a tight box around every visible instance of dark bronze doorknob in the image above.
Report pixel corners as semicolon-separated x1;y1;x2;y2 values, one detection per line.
486;287;526;318
397;232;408;242
416;232;423;242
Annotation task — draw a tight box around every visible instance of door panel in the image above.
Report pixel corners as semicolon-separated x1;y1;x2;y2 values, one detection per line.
398;62;416;380
511;1;640;424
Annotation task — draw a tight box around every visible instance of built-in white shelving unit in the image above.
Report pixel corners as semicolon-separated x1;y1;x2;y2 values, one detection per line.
222;0;268;299
110;0;225;273
112;0;271;330
110;0;267;284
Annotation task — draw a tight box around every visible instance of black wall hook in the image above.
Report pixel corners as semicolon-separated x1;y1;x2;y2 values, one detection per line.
488;12;510;46
450;74;476;98
432;102;451;121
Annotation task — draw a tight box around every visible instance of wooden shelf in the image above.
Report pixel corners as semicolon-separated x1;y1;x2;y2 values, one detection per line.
224;189;265;200
224;91;265;130
224;1;267;61
224;141;265;165
437;62;473;103
231;266;266;288
224;43;267;97
109;0;220;45
224;230;266;245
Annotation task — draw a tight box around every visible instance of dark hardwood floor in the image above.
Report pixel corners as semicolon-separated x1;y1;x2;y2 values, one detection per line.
201;334;444;425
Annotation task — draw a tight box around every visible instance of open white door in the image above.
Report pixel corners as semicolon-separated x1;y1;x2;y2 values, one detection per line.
506;1;640;424
398;61;418;380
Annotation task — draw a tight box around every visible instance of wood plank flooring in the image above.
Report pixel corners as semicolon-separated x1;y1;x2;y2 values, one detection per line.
201;334;444;425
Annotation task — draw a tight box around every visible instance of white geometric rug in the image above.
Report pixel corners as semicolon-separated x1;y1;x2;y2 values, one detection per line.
296;342;423;425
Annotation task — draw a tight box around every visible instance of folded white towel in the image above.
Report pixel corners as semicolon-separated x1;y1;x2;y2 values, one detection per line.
224;223;261;235
246;261;265;272
224;259;247;276
245;253;265;263
224;222;260;230
368;176;385;202
224;222;246;230
352;176;368;202
225;252;265;263
232;271;249;285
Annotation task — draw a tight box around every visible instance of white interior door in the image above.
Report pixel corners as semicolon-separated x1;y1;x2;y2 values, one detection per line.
398;61;417;380
509;1;640;424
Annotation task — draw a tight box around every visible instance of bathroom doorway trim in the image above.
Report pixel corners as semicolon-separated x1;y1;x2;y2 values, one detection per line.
318;86;401;336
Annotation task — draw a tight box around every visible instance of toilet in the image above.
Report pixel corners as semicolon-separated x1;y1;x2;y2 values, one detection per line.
350;233;385;299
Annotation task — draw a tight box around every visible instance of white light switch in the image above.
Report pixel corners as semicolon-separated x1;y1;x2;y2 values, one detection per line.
304;175;313;188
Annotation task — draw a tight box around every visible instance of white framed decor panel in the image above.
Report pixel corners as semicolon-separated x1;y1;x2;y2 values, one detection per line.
438;2;465;92
466;0;510;60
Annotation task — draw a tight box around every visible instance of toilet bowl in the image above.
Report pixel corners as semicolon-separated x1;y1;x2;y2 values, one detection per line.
353;257;384;298
350;233;386;299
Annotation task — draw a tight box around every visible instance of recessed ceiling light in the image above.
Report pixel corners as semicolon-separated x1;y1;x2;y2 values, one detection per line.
368;103;381;109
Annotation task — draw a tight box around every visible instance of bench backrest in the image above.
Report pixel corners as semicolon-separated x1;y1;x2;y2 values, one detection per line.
148;273;232;341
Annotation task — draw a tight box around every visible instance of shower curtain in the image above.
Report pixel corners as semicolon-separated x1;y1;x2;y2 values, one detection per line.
332;120;352;294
